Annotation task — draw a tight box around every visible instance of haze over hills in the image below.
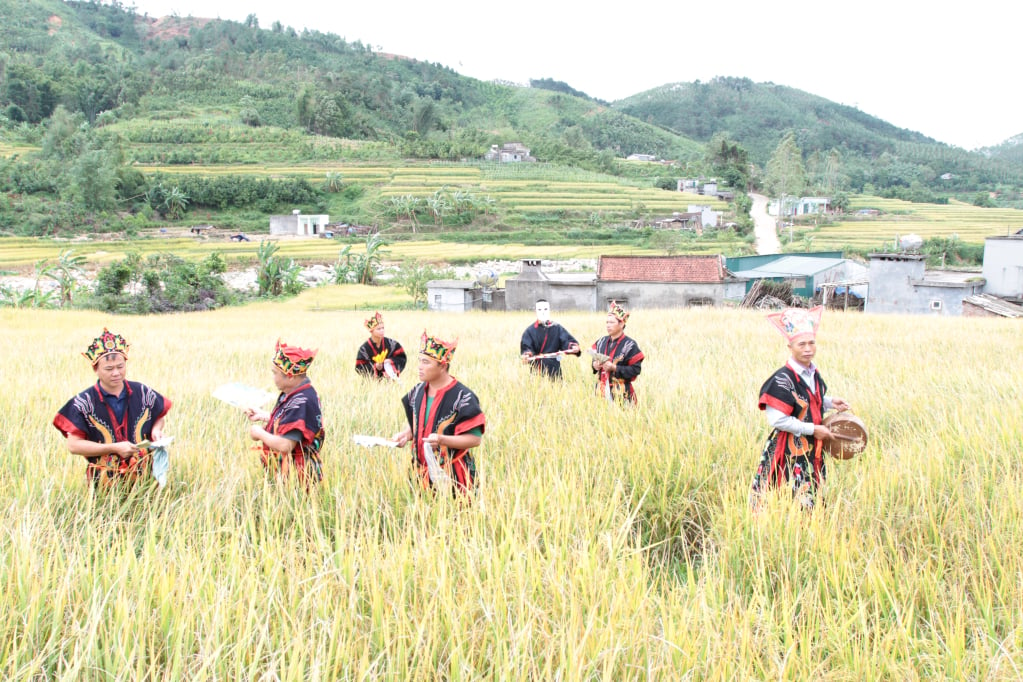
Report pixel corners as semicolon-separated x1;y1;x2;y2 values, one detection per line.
1;0;1022;201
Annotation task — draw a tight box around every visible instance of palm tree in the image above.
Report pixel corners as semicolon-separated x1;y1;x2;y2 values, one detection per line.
324;171;344;193
162;187;189;219
425;192;450;226
43;249;86;307
355;233;389;285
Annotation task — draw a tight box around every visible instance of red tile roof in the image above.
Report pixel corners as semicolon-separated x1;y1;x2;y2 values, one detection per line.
597;255;726;283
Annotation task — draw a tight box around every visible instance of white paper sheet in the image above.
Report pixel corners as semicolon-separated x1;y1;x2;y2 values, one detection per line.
212;383;276;409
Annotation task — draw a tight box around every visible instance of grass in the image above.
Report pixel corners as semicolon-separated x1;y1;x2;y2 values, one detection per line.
1;304;1021;678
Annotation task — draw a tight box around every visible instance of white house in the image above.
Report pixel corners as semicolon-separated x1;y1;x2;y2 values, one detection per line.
687;204;720;228
769;196;830;217
484;143;536;163
269;211;330;237
980;234;1023;299
426;280;478;312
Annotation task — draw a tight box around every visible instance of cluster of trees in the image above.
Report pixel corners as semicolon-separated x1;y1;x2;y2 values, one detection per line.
92;251;234;314
382;189;496;231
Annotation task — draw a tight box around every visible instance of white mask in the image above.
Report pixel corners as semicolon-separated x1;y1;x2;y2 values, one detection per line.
535;302;551;324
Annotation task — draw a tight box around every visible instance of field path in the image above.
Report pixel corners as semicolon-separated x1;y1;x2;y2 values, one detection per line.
750;192;781;254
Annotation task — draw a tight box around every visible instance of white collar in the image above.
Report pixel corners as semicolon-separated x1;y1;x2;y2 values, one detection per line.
787;358;816;376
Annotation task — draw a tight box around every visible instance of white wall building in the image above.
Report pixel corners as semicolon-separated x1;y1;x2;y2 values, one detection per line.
981;234;1023;298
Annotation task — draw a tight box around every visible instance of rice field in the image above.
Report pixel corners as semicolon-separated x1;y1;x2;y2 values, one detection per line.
0;236;661;271
807;198;1023;250
2;303;1021;679
135;161;725;216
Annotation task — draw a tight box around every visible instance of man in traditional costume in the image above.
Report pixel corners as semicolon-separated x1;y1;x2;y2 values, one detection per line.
53;328;172;487
391;331;486;495
520;299;581;379
750;306;850;510
247;339;324;483
355;311;406;380
591;301;644;404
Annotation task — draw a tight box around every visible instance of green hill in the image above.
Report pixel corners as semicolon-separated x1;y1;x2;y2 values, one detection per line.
0;0;701;165
2;0;1022;242
615;77;1023;199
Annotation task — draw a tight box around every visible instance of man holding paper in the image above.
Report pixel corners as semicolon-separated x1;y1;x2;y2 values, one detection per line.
391;331;485;495
53;328;172;487
246;339;324;484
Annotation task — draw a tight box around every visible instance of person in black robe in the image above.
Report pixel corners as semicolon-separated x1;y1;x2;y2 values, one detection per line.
247;339;324;484
520;299;580;379
53;328;172;487
750;306;850;510
355;311;406;380
392;331;485;495
590;301;644;404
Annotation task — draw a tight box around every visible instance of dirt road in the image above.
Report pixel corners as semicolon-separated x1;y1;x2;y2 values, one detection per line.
750;192;781;255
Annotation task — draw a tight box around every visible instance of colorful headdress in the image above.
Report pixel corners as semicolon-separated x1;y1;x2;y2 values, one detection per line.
767;306;823;343
607;300;630;323
419;330;457;365
273;338;317;376
83;328;129;365
365;311;384;331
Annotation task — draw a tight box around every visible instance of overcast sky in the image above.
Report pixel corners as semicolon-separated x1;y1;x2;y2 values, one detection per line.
127;0;1021;150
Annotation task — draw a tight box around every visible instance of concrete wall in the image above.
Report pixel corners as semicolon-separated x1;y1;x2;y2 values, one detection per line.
981;236;1023;297
596;281;730;308
549;282;596;311
865;256;924;313
506;280;595;311
269;215;297;236
505;278;551;311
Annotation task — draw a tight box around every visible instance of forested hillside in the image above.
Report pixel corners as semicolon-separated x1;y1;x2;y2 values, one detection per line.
1;0;1022;242
616;77;1023;200
0;0;701;164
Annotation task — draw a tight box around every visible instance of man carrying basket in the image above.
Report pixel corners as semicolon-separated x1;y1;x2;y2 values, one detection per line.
750;306;850;511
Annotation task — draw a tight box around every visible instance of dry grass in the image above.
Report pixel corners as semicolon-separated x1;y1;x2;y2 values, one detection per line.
1;304;1021;679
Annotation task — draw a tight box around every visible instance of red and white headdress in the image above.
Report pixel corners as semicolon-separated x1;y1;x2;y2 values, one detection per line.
365;311;383;331
766;306;823;343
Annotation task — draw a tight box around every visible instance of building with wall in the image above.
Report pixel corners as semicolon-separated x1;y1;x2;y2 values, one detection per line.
730;254;867;300
980;234;1023;300
504;259;595;311
269;212;330;237
484;143;536;163
864;253;984;315
687;204;720;229
595;255;744;308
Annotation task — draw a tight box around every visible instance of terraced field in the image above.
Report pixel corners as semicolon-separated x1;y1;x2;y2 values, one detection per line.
0;236;662;270
137;161;728;216
809;197;1023;249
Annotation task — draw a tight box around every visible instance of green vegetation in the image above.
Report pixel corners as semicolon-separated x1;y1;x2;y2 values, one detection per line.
1;0;1021;278
617;77;1023;203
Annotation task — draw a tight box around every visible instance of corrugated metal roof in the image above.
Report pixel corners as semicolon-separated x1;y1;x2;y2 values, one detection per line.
963;293;1023;318
732;256;847;278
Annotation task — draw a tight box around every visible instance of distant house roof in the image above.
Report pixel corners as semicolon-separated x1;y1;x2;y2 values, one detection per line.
597;255;729;283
